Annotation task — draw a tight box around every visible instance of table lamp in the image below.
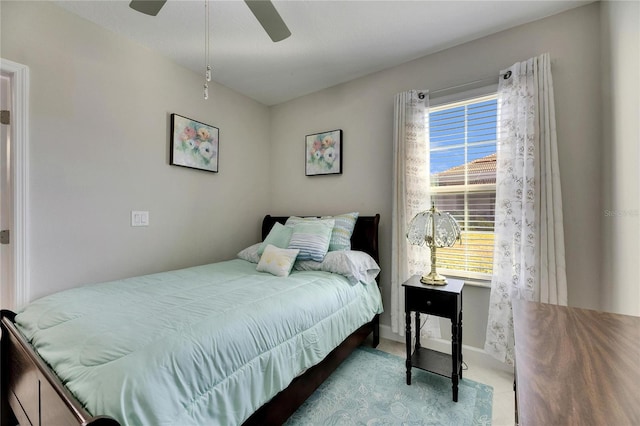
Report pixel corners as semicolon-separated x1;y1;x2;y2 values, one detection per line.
406;203;461;285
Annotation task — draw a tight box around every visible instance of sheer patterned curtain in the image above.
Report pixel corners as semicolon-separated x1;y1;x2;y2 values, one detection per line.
484;53;567;364
391;90;440;338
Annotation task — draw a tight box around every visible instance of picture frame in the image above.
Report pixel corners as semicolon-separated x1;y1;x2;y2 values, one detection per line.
305;129;342;176
170;113;219;173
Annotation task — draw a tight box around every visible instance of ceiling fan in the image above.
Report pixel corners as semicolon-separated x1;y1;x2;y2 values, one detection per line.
128;0;291;42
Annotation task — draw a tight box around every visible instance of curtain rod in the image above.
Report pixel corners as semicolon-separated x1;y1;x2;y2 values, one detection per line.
429;71;510;96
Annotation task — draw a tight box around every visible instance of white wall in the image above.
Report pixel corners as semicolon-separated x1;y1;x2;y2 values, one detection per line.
600;0;640;316
269;3;604;348
1;1;271;301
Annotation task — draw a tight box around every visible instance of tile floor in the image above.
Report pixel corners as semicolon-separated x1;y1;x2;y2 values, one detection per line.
373;337;515;426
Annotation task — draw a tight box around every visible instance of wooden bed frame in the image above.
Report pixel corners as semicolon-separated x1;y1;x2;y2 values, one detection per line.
1;214;381;426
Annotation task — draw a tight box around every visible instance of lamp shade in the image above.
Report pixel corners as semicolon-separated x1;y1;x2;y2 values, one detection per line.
407;209;461;248
406;204;461;285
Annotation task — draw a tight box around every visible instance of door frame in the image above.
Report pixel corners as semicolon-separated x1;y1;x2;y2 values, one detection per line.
1;58;30;309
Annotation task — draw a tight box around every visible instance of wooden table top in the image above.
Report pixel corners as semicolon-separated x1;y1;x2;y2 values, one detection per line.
513;300;640;426
401;275;464;294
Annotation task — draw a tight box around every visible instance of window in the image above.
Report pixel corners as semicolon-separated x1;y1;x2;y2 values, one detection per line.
428;93;497;280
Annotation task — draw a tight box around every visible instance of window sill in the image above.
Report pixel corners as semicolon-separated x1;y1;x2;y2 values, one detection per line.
444;275;492;289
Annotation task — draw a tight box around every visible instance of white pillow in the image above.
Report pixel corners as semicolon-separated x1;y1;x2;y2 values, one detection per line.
256;244;299;277
295;250;380;285
237;243;261;263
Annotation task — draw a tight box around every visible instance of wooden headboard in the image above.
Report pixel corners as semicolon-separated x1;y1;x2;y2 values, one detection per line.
262;214;380;264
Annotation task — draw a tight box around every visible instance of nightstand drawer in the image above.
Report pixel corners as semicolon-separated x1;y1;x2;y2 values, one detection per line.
405;287;456;319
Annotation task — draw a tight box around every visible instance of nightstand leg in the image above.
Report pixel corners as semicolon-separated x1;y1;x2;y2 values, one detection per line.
405;310;412;385
459;311;463;380
452;320;459;402
414;312;421;349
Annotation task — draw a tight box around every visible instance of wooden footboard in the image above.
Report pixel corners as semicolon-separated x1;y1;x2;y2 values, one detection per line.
2;309;379;426
1;310;119;426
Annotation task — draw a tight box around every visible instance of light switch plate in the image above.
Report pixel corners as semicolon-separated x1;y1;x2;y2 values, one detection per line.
131;210;149;227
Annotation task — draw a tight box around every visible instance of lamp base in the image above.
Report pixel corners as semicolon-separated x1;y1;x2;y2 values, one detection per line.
420;272;448;286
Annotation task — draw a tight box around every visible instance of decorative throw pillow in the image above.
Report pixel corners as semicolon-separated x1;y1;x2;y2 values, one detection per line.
256;244;299;277
258;222;294;255
321;212;359;251
237;243;261;264
287;219;335;262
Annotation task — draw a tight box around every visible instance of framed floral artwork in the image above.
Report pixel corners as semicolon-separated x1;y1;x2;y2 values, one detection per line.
305;129;342;176
170;114;219;173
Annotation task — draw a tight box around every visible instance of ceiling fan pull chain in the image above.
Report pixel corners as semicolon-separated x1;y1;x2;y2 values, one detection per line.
204;0;211;99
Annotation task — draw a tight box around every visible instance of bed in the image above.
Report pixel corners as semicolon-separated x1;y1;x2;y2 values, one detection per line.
1;214;382;426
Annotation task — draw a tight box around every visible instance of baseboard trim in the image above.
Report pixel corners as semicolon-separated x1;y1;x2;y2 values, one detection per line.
379;324;512;374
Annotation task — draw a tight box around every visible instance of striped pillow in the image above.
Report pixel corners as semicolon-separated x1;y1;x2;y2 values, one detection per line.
287;219;335;262
284;216;332;228
321;212;359;251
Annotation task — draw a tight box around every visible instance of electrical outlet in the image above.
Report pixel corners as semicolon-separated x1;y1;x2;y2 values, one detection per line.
131;210;149;227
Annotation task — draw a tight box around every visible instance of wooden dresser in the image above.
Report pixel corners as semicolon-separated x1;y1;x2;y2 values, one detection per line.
513;300;640;426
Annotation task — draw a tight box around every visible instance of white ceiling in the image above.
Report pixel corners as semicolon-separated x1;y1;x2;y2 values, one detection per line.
53;0;591;106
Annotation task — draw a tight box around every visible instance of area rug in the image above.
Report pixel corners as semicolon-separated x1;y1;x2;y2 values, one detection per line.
285;346;493;425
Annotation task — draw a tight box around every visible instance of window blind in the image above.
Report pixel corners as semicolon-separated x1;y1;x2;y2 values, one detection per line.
428;94;497;279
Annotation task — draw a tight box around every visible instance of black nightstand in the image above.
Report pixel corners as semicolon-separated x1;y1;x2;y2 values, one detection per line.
402;275;464;401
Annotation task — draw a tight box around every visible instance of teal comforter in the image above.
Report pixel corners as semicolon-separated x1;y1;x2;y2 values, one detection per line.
15;259;383;425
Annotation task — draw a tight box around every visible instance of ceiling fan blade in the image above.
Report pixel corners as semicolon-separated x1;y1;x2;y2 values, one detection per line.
244;0;291;42
129;0;167;17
